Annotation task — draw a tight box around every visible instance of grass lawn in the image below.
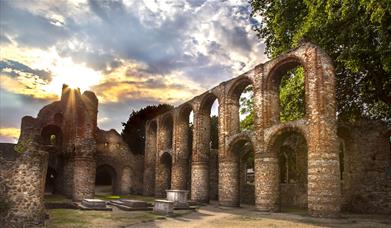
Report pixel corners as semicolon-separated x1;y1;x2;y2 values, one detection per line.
45;194;189;227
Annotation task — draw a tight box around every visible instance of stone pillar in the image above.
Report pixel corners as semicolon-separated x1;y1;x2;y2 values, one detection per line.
305;47;340;217
171;160;188;190
191;161;209;203
219;160;240;207
172;108;192;190
254;152;280;211
191;110;210;203
72;156;96;201
155;115;173;198
143;122;156;196
120;166;131;195
62;156;74;198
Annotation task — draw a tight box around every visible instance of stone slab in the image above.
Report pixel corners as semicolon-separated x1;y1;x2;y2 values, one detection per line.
81;199;106;208
153;199;174;214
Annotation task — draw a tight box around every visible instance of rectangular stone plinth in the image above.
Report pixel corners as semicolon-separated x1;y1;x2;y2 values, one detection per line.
120;199;150;208
153;200;174;214
81;199;106;208
166;190;189;208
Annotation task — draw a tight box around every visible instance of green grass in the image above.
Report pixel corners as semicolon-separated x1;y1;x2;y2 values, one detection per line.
47;209;163;227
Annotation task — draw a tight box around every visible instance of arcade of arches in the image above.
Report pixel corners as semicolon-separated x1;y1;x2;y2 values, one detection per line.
1;43;390;227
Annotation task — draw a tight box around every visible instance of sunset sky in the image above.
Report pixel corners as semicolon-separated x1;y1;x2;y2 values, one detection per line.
0;0;267;143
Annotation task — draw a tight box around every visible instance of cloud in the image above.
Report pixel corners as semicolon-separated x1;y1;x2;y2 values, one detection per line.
0;128;21;143
0;0;267;136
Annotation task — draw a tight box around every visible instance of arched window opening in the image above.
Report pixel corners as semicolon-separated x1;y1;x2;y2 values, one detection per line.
161;152;172;191
278;66;305;123
227;77;253;133
50;135;56;145
230;139;255;205
239;85;254;131
95;165;117;195
41;125;62;147
271;130;308;211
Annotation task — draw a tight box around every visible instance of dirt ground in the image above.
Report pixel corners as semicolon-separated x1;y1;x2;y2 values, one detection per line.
129;203;391;228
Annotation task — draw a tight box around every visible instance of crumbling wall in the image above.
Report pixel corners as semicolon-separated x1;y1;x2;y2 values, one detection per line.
339;120;391;214
96;128;143;195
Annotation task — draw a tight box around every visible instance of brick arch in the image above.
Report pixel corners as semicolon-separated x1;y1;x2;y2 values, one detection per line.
265;123;308;155
264;125;309;211
40;124;63;146
226;131;256;158
226;76;255;135
226;75;254;101
220;130;256;207
198;92;219;115
265;56;304;91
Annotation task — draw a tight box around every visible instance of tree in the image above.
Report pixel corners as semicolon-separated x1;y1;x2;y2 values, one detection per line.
121;104;173;154
250;0;391;124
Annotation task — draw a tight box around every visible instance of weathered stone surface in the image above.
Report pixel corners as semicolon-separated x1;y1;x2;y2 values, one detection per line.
166;190;189;207
153;200;174;214
144;43;390;217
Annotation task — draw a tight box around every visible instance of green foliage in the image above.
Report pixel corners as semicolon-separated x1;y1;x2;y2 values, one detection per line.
240;86;254;130
279;67;305;122
13;136;33;153
251;0;391;123
121;104;173;154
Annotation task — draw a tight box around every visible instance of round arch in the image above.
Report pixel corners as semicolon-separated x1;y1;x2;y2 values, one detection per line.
266;126;309;211
41;124;63;146
95;164;117;195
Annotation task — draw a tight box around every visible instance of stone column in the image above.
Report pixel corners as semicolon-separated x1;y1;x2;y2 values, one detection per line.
62;156;74;198
191;161;209;203
143;122;156;196
191;110;210;203
219;160;240;207
155;116;173;198
254;152;280;212
120;166;131;195
172;110;191;190
72;156;96;201
306;47;340;217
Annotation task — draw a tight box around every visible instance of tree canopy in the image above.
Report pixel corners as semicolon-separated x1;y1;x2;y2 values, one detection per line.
121;104;173;154
250;0;391;124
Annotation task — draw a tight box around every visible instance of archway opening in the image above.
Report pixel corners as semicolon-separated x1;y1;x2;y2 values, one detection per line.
178;104;194;194
231;138;255;206
160;152;172;191
45;166;57;195
227;77;253;133
198;93;219;201
271;130;308;212
41;124;63;147
268;60;306;125
95;164;117;195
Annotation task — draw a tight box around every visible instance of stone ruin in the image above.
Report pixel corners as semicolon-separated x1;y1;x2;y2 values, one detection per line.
0;42;390;227
0;85;143;227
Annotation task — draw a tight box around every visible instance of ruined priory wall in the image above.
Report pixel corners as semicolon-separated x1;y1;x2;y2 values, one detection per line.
340;121;391;214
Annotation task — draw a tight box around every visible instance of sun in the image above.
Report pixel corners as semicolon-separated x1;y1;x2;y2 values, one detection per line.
43;57;102;95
